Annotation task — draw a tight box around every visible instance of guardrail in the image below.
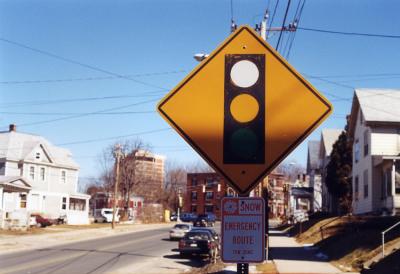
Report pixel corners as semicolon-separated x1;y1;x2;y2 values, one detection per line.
382;220;400;258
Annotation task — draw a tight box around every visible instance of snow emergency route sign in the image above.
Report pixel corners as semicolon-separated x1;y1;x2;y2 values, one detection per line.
221;197;265;263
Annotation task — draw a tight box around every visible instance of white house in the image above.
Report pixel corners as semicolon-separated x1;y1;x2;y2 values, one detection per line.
348;89;400;215
306;140;323;212
318;129;343;213
0;124;90;227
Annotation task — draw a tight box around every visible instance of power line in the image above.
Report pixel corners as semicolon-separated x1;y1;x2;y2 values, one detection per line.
276;0;291;51
285;0;306;59
0;110;155;116
56;128;172;146
267;0;280;38
0;37;167;90
298;27;400;39
0;98;160;129
0;92;165;109
0;70;187;85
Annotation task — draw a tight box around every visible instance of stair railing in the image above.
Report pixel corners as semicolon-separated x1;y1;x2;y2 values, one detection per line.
382;220;400;258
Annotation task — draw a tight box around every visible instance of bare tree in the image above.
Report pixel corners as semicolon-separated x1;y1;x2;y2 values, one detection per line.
162;161;187;211
276;160;305;182
97;138;151;219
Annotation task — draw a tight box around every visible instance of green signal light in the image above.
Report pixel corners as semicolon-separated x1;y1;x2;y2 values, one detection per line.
230;128;259;160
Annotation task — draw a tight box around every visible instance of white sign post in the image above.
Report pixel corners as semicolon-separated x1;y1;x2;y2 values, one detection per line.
221;197;265;263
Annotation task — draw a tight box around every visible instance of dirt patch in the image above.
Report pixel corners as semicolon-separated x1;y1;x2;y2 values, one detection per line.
256;262;278;273
290;215;400;271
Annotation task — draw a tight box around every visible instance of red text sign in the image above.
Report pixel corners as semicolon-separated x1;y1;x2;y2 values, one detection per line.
221;197;265;262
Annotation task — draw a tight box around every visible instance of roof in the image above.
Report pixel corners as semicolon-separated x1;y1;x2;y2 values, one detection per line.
356;88;400;123
0;131;78;169
321;129;343;156
0;176;31;191
307;140;320;172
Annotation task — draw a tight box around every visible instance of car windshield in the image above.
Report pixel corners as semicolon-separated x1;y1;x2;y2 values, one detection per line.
186;232;210;240
103;210;113;214
174;224;189;230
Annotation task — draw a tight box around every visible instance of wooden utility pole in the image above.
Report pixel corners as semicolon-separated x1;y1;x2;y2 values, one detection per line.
112;144;122;229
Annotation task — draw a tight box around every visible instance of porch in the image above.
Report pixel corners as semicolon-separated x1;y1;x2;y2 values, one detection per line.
373;156;400;214
0;176;32;229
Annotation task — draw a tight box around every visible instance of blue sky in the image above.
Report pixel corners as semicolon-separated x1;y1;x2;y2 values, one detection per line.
1;0;400;183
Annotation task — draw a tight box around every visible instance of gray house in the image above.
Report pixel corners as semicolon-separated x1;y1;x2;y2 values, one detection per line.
0;124;90;228
348;89;400;215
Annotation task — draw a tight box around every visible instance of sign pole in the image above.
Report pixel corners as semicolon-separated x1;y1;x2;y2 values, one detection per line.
262;187;269;261
237;193;249;274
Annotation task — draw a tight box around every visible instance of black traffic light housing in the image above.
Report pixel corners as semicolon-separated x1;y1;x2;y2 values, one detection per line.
223;54;265;164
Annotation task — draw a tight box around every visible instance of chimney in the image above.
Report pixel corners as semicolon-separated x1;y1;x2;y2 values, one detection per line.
9;124;16;132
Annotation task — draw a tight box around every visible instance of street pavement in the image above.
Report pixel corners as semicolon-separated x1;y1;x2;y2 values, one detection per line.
268;229;359;274
0;223;215;274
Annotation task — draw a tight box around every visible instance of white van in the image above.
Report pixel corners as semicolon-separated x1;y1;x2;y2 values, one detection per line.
94;208;120;223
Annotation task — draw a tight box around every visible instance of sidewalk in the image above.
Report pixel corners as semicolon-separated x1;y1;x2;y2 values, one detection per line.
0;222;172;255
269;229;359;274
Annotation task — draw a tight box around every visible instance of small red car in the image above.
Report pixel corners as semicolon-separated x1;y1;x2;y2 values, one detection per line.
31;214;52;227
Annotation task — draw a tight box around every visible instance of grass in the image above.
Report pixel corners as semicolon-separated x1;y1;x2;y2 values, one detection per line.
289;215;400;271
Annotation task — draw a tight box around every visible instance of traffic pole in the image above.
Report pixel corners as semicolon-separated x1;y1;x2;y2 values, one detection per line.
237;193;249;274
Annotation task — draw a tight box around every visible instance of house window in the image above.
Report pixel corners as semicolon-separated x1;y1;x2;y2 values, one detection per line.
359;110;363;124
354;140;360;163
40;167;45;181
29;166;35;180
386;169;392;196
69;198;85;211
364;130;369;157
0;162;5;175
35;152;41;160
204;205;214;213
191;205;197;213
354;176;359;200
61;170;66;183
206;178;214;188
191;191;197;201
364;170;369;198
205;191;214;200
20;194;27;208
395;162;400;194
61;197;67;210
191;177;197;186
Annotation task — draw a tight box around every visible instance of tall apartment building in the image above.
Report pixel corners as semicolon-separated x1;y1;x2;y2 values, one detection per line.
121;150;165;203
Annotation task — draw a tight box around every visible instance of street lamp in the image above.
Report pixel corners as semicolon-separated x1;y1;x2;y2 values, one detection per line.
193;53;209;62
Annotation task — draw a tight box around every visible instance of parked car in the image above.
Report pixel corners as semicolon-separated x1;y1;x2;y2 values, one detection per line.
190;227;220;242
198;213;216;223
193;214;215;227
31;214;52;228
170;213;178;222
178;230;219;262
169;223;192;240
180;212;197;222
94;208;120;223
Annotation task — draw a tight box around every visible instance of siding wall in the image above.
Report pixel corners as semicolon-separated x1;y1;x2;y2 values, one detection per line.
352;109;373;214
371;127;400;155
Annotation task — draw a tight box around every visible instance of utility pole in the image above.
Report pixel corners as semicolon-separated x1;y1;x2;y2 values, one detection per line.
112;144;123;229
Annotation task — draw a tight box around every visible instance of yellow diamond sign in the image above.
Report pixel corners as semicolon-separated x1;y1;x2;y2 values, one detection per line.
157;26;332;194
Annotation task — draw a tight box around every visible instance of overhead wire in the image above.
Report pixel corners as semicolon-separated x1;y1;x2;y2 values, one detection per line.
0;98;160;129
0;37;167;90
276;0;291;51
297;27;400;39
285;0;306;59
267;0;280;38
0;70;187;85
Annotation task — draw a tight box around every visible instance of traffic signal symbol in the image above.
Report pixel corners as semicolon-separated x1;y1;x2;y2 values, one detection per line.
223;54;265;164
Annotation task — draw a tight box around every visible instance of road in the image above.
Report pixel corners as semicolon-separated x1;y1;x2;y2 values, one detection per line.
0;224;219;274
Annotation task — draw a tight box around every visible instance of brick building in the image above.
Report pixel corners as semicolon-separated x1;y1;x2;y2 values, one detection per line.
267;172;288;218
184;172;236;219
